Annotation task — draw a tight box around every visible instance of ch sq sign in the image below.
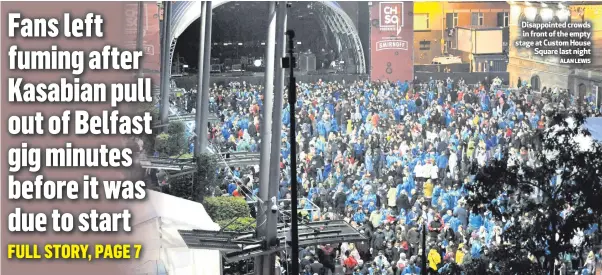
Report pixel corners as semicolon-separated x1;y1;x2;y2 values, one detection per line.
379;2;404;36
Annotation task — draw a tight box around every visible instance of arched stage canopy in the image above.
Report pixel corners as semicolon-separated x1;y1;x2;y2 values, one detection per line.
168;1;366;74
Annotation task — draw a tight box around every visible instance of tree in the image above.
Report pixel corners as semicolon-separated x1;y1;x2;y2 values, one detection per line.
205;196;255;232
464;113;602;273
167;153;221;203
153;121;188;156
461;244;544;275
141;107;160;153
166;121;188;156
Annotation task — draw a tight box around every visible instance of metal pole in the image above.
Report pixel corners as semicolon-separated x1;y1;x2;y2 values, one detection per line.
159;2;166;97
198;1;213;153
286;29;299;275
195;1;208;155
263;3;288;275
421;221;427;275
159;1;172;131
136;2;144;79
256;2;276;274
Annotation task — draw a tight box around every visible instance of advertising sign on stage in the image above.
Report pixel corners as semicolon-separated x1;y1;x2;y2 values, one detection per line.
124;3;161;85
370;1;413;82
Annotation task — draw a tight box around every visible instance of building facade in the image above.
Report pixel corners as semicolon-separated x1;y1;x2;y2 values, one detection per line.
507;1;602;106
413;1;510;65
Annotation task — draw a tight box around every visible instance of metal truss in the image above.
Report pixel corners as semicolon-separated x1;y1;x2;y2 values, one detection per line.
178;220;368;263
164;113;219;123
168;1;366;74
321;7;366;74
139;156;196;171
217;151;261;167
169;37;178;73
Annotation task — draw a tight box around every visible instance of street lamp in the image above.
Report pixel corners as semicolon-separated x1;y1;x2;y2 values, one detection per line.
283;29;299;275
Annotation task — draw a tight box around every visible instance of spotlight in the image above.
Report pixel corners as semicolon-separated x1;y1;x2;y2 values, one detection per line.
541;8;553;21
254;59;262;67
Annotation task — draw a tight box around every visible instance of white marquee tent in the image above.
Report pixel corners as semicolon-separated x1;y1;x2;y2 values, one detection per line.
128;190;222;275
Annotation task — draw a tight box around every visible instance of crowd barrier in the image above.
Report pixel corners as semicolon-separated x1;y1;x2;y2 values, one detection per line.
172;72;509;90
414;63;471;73
414;72;510;85
173;74;369;90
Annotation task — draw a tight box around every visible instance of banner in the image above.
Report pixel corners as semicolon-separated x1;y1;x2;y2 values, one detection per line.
124;3;161;74
370;1;414;82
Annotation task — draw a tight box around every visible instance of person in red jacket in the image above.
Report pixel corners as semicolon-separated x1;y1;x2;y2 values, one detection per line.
343;251;358;274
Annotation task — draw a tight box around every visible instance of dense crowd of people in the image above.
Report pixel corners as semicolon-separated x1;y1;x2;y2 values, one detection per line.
169;76;602;275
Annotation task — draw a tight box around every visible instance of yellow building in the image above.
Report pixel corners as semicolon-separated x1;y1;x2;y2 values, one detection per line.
413;1;510;65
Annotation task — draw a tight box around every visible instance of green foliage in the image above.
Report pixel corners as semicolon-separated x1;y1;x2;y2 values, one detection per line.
167;153;221;203
195;153;221;202
173;153;193;159
154;133;170;156
150;108;160;122
206;197;255;232
205;196;250;221
167;120;186;135
153;121;188;156
166;121;187;156
464;113;602;273
166;173;195;201
460;245;544;275
217;217;256;232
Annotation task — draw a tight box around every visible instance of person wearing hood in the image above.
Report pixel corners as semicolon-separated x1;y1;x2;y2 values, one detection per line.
453;201;468;228
401;257;421;275
387;184;397;209
318;244;336;274
371;227;387;253
469;212;484;231
428;212;444;238
374;250;391;270
423;180;434;204
396;253;408;273
427;245;442;273
343;250;359;275
397;190;412;213
455;243;466;265
384;224;396;243
371;208;384;228
581;251;596;275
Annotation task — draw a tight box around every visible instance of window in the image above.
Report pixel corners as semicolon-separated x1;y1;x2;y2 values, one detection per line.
454;13;459;27
446;40;455;50
419;40;431;50
497;12;509;27
471;12;484;26
414;14;430;30
446;13;458;28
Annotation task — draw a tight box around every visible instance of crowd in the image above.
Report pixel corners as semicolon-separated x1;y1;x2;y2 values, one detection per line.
173;76;602;275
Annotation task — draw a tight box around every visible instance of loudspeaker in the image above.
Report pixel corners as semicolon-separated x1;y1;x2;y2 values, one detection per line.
298;53;317;72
